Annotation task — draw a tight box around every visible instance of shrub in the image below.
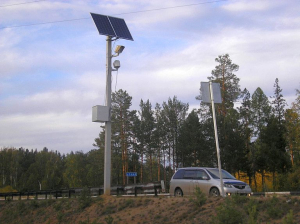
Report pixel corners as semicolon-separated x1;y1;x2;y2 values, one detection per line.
53;201;62;211
231;193;249;205
57;211;64;224
265;196;284;219
211;198;244;224
78;187;92;210
0;185;17;193
189;186;207;208
282;210;294;224
105;215;114;224
30;199;39;208
16;201;27;215
119;198;135;211
247;204;257;224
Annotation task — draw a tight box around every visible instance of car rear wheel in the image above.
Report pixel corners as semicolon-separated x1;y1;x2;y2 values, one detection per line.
175;188;183;197
209;187;220;197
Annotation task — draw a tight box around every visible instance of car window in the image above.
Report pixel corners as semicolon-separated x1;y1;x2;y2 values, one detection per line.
183;170;196;179
172;169;185;179
195;170;209;180
206;168;236;179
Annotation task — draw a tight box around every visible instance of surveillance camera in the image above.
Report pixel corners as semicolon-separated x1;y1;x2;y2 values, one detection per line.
113;60;120;69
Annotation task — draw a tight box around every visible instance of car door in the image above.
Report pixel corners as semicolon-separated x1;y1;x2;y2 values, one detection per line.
181;170;196;195
192;169;211;195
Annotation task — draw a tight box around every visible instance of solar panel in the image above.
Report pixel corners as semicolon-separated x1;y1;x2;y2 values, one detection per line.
108;16;133;41
90;13;115;37
90;13;134;41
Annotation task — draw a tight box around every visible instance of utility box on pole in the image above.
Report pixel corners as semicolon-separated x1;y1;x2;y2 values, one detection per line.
92;105;110;122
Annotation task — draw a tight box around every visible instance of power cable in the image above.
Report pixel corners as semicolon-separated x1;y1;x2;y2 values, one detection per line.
0;0;47;8
115;70;119;92
115;0;227;15
0;17;90;29
0;0;227;29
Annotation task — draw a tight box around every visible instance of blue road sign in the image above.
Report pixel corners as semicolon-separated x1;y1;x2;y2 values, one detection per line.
126;172;137;177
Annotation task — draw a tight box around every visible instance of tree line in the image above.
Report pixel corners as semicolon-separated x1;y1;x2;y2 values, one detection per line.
1;54;300;192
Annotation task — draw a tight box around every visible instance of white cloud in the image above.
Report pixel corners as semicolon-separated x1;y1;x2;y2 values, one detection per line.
0;112;100;154
223;0;272;12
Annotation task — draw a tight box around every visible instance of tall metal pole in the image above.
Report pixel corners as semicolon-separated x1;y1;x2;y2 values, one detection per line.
209;81;225;197
104;36;112;195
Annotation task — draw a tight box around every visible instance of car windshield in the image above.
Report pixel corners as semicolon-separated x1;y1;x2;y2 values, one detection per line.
206;168;236;180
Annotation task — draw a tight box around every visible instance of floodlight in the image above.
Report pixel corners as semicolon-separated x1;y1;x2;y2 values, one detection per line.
115;45;125;54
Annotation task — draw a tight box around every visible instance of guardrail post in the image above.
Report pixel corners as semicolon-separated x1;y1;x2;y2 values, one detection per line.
135;187;142;197
134;187;138;197
154;187;158;196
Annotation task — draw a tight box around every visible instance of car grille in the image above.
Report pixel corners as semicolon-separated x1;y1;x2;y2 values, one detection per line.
233;185;245;189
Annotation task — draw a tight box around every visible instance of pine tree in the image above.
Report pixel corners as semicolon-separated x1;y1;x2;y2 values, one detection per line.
161;96;188;172
138;99;155;182
178;110;211;167
272;78;286;124
238;88;253;184
209;54;240;116
251;87;271;137
285;109;300;166
111;89;136;185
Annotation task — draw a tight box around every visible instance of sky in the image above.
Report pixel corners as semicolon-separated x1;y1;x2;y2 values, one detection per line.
1;0;299;154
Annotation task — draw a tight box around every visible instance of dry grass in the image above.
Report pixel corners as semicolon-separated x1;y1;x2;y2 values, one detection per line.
0;195;299;224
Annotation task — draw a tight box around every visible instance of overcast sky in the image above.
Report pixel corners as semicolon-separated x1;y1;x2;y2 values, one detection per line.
1;0;299;154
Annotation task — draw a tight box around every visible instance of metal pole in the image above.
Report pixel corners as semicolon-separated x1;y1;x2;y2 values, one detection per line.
104;36;112;195
209;81;225;197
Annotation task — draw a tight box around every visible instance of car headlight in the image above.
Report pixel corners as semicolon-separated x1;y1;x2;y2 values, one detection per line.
224;183;232;188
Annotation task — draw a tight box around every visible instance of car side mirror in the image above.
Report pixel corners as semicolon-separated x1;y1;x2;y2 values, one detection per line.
202;176;210;180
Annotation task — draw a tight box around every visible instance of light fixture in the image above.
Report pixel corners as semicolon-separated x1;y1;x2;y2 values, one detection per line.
115;45;125;54
113;60;120;70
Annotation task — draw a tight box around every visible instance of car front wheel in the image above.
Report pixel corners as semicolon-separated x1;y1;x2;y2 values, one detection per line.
175;188;183;197
209;187;220;197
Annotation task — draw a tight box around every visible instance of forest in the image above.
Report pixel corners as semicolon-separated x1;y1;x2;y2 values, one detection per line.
1;54;300;193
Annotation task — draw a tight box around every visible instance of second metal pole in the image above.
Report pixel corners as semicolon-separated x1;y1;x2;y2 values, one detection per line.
209;81;225;197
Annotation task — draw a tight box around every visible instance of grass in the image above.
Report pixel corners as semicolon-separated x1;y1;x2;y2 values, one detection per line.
0;194;299;224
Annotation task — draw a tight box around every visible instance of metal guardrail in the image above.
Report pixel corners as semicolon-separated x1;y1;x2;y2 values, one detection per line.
0;182;163;201
251;191;300;196
0;189;77;200
2;185;299;201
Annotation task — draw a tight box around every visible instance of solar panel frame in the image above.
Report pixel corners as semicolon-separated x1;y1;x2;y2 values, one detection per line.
108;16;133;41
90;13;133;41
90;13;116;37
